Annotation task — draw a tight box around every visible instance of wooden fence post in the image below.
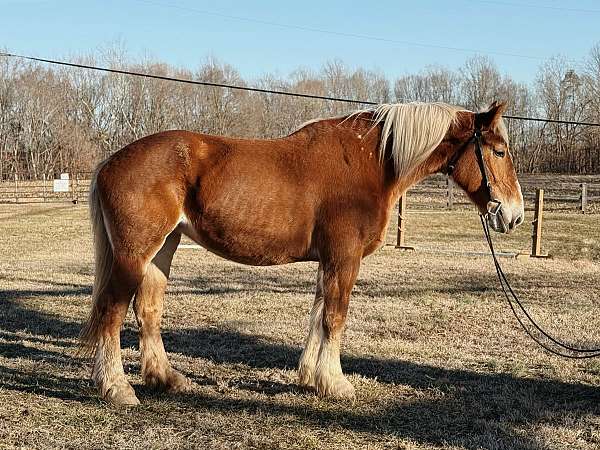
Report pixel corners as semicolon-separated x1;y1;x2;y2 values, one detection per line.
396;194;415;251
580;183;588;214
446;177;454;209
518;188;551;259
529;188;551;258
531;189;543;256
72;173;78;204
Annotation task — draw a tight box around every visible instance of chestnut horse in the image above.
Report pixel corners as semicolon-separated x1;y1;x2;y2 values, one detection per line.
80;101;524;406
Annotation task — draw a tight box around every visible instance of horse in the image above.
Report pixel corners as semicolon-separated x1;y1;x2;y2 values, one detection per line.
80;101;525;406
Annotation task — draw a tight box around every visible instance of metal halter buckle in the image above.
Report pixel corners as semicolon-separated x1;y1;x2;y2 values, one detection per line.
487;199;502;217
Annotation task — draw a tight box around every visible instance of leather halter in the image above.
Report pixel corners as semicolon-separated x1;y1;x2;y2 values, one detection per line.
444;129;502;217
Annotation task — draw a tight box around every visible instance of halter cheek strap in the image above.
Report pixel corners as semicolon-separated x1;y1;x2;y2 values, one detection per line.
473;130;491;193
444;135;472;177
444;129;502;217
472;130;502;216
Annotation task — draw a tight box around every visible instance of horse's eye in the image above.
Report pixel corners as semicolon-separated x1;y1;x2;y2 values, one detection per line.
493;148;506;158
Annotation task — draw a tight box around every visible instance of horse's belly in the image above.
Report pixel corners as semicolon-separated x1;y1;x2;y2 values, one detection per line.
179;200;314;266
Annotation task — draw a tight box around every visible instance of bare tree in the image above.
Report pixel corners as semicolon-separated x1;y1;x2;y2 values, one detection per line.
395;66;460;104
2;45;600;179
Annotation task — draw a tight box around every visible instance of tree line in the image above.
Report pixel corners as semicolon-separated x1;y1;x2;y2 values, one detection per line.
1;44;599;180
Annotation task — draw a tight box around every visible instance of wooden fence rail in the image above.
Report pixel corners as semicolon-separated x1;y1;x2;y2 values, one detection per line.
1;173;599;212
409;174;600;213
0;174;90;204
397;188;553;259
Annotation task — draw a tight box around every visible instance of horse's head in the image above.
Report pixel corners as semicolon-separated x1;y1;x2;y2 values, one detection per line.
447;102;524;233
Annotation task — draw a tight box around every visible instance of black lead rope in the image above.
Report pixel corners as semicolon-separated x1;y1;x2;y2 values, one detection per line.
451;128;599;358
480;214;600;359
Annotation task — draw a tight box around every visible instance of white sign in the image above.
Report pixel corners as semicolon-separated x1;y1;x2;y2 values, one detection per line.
60;173;69;180
53;179;70;192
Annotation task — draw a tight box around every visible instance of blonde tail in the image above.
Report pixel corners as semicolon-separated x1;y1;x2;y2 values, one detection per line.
79;163;113;356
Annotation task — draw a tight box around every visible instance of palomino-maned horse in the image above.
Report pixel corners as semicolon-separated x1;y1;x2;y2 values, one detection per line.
80;101;525;406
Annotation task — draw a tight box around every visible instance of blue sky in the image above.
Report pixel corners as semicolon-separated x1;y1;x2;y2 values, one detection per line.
1;0;599;85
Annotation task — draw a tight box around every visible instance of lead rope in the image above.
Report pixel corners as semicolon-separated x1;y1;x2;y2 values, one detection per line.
480;214;600;359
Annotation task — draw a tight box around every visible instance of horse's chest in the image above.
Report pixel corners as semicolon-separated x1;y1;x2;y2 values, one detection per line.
361;204;395;257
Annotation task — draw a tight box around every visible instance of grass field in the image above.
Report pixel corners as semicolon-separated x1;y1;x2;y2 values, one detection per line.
0;203;599;449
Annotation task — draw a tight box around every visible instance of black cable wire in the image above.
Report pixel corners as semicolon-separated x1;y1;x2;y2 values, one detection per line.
0;52;375;106
2;51;600;128
502;115;600;127
480;215;600;358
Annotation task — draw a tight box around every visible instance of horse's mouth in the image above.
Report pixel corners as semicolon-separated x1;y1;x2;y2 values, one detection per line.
487;211;509;234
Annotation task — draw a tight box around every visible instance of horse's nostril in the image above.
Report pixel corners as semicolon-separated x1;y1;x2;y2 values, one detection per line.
511;214;524;230
509;213;524;231
515;214;524;226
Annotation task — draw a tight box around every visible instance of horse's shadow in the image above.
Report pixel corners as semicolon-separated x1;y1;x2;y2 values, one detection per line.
170;263;502;299
1;277;599;449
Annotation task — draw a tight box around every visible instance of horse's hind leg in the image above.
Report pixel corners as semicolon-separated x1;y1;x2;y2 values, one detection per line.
134;231;192;393
91;256;146;406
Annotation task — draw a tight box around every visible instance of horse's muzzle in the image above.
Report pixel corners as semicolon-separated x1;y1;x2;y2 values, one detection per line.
486;201;524;234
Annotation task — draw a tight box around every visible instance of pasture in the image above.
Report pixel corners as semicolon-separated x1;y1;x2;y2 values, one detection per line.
0;203;599;449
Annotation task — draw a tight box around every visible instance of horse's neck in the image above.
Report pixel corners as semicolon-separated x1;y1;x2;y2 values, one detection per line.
388;143;450;202
294;115;442;202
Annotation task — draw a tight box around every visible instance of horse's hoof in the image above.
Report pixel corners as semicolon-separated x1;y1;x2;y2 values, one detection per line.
144;368;194;394
297;366;316;390
316;374;355;399
104;380;140;407
165;370;194;394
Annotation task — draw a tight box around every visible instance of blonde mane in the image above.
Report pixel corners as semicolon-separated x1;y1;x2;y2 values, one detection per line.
294;102;471;177
358;102;468;177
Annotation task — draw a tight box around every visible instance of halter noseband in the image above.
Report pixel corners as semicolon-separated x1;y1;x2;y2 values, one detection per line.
444;129;502;218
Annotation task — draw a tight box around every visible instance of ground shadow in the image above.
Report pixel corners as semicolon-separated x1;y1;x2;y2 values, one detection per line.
170;374;598;450
170;263;524;298
1;276;599;449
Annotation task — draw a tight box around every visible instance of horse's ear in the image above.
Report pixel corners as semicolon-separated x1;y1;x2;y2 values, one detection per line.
475;101;507;130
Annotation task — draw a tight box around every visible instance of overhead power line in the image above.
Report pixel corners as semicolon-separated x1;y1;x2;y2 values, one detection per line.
1;51;599;128
133;0;556;62
0;52;372;105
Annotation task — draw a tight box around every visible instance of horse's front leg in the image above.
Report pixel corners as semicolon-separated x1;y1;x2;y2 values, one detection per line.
298;264;324;388
312;255;360;399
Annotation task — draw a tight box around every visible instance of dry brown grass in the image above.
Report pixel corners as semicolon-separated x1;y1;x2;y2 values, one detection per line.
0;203;599;449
